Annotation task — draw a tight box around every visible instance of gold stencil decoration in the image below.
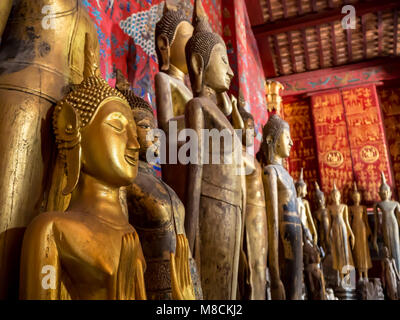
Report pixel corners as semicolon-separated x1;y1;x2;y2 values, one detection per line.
360;145;379;164
325;150;344;168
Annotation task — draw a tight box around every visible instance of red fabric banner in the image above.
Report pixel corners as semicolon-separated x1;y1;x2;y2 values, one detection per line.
376;86;400;199
342;85;393;202
311;91;355;201
282;99;320;197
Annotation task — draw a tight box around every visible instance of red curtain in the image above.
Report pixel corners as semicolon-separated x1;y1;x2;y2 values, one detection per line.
282;99;320;198
310;85;393;203
377;86;400;199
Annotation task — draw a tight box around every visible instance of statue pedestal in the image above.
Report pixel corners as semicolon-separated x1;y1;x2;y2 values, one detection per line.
356;278;384;300
334;286;358;300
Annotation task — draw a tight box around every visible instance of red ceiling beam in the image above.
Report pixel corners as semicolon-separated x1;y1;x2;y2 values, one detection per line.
256;35;278;78
394;10;398;55
346;28;353;62
245;0;265;26
362;15;367;59
302;29;311;70
252;0;400;37
331;22;338;66
378;11;383;56
273;35;284;75
316;25;324;69
287;31;297;73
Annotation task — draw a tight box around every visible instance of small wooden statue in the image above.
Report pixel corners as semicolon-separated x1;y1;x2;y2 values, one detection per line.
115;71;202;300
232;96;268;300
373;172;400;273
349;182;372;280
261;114;303;300
327;182;355;282
381;246;400;300
313;182;331;254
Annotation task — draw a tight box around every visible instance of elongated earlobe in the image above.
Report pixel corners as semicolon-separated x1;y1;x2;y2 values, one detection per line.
190;53;204;94
157;34;170;71
53;102;82;195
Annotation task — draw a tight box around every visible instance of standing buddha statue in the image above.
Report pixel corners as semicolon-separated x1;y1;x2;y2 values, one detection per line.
0;0;99;298
349;182;372;280
314;182;331;254
232;96;268;300
154;1;194;205
373;171;400;272
261;114;303;300
115;71;202;300
183;0;243;300
295;168;325;300
295;168;318;245
327;182;355;282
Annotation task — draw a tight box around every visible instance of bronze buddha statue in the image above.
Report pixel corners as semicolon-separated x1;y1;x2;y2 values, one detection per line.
0;0;99;298
115;71;202;300
19;72;147;299
327;183;355;282
261;114;303;300
349;182;372;280
313;182;331;254
183;0;243;300
374;172;400;272
154;2;194;206
232;96;268;300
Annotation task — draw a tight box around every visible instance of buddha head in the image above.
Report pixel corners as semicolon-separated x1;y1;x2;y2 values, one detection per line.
261;114;292;165
115;70;159;162
379;171;391;201
350;182;361;206
185;0;233;96
53;73;140;195
330;182;341;204
237;95;255;147
295;168;307;198
155;1;193;73
314;182;326;209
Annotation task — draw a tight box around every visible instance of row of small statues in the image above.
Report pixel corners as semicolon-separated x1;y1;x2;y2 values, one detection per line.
297;170;400;300
0;0;399;301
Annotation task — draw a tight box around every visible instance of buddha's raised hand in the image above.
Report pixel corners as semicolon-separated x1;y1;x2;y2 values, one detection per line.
170;234;196;300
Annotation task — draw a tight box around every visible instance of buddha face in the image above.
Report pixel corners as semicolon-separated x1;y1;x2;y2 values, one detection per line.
80;99;140;187
203;43;234;93
275;128;293;158
379;186;391;201
351;191;361;205
316;193;326;208
331;190;341;203
132;108;159;161
243;118;255;147
170;21;194;74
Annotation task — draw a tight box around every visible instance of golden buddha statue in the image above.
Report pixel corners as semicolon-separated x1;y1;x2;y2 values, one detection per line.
154;1;194;206
313;182;331;254
295;169;325;299
232;95;268;300
115;71;202;300
184;0;243;300
261;114;303;300
373;172;400;272
295;168;318;245
349;182;372;280
327;182;355;281
0;0;99;298
19;72;147;300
